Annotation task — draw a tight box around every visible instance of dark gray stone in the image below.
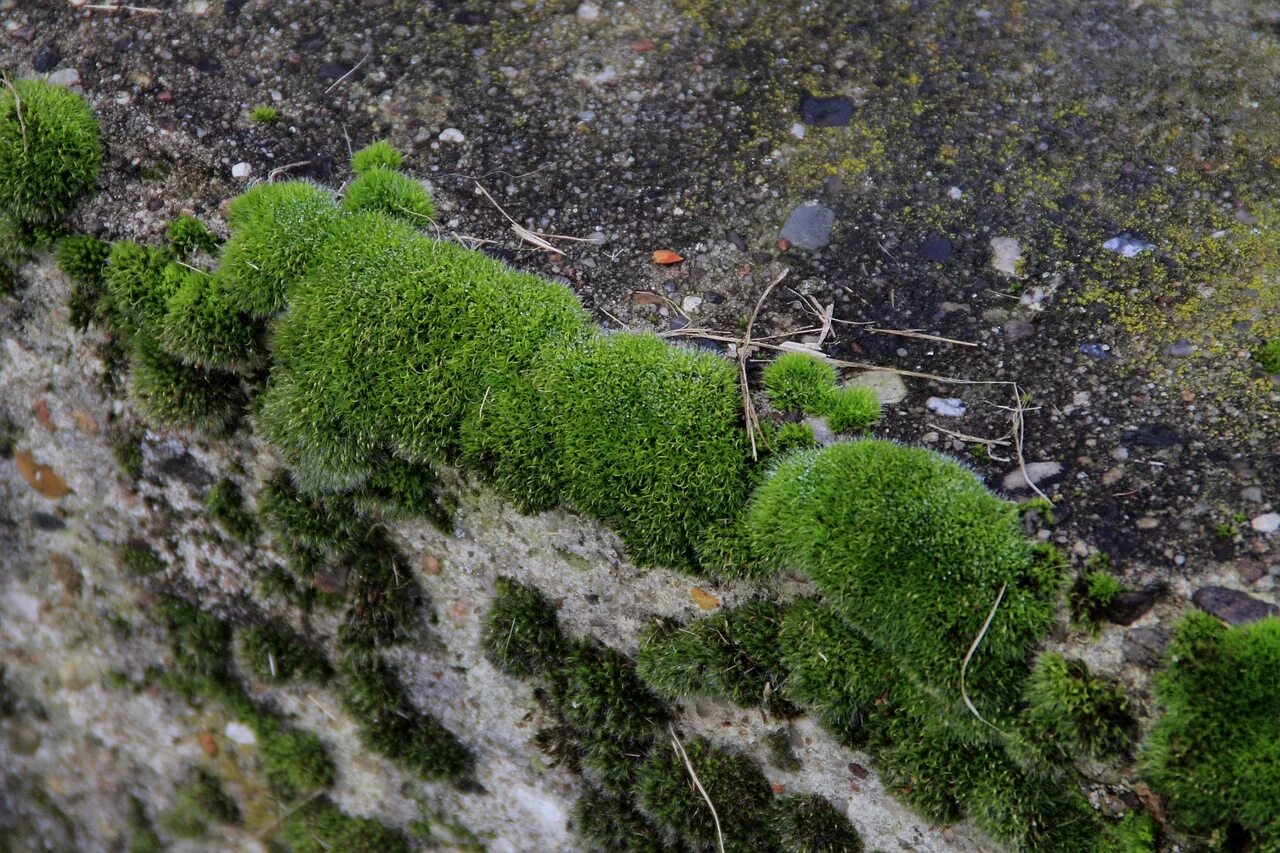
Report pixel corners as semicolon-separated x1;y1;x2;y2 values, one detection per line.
1103;583;1164;625
779;203;835;250
1191;585;1280;626
1122;626;1170;669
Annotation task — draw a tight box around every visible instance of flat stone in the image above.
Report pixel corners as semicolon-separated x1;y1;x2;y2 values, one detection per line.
989;236;1022;276
1251;512;1280;534
46;68;79;87
1003;319;1035;342
231;161;252;179
576;2;600;21
926;396;966;417
1103;584;1164;625
843;370;907;405
917;235;952;263
1002;461;1062;492
438;127;465;144
798;94;854;126
224;722;256;745
1241;486;1263;503
1122;626;1170;669
1191;585;1279;625
779;203;835;250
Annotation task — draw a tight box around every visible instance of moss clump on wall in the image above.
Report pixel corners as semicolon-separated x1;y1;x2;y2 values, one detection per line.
1022;652;1133;762
204;478;258;543
281;797;410;853
1070;569;1123;633
761;353;880;435
158;767;239;838
54;233;110;330
481;575;566;678
160;268;263;372
769;794;863;853
0;77;101;225
166;215;219;259
1253;338;1280;374
1142;612;1280;850
118;541;165;577
636;600;791;714
748;440;1060;730
237;621;330;683
128;334;246;433
342;168;435;222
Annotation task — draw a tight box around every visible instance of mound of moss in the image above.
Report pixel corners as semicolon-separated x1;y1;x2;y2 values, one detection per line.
0;77;101;225
1142;612;1280;849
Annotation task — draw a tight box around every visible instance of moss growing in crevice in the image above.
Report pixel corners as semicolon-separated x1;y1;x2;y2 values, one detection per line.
1070;569;1124;633
237;621;330;684
158;767;240;839
281;796;410;853
54;233;110;330
118;540;165;577
481;575;566;678
1021;652;1134;763
769;794;863;853
204;478;258;543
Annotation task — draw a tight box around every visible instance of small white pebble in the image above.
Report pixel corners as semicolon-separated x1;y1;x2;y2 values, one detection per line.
577;2;600;21
231;162;252;179
948;186;963;200
681;295;703;314
789;122;807;139
225;722;256;745
438;127;465;144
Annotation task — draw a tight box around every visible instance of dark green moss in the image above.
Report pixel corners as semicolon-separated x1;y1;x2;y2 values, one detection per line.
156;599;235;696
762;728;801;773
768;794;862;853
128;334;246;433
54;234;110;330
636;601;792;714
552;639;667;744
166;215;219;259
1097;811;1157;853
127;797;163;853
574;785;669;853
238;621;330;683
257;722;335;798
159;268;263;372
482;576;566;678
762;352;837;414
1253;338;1280;374
257;472;362;558
349;455;452;528
336;647;474;781
119;540;165;577
337;529;423;648
634;734;775;852
281;797;410;853
102;242;176;338
159;767;239;838
0;77;101;225
1142;612;1280;850
1021;652;1133;762
204;478;258;543
111;434;144;480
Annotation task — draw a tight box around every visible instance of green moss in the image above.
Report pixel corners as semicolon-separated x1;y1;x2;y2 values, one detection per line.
257;722;335;798
257;472;362;558
238;621;330;683
481;576;566;678
512;332;751;569
349;455;452;527
1253;338;1280;374
128;334;246;432
824;387;880;434
771;420;818;455
166;215;219;259
217;180;342;319
1142;612;1280;850
342;168;435;223
351;140;404;174
204;478;259;543
118;540;165;577
777;598;894;744
762;352;837;414
762;728;801;773
0;77;101;225
102;242;176;338
161;265;264;372
636;601;791;714
249;105;280;124
281;797;410;853
1097;811;1157;853
634;734;774;852
127;797;163;853
159;767;239;838
749;440;1060;731
336;529;423;648
573;785;668;853
336;647;474;781
769;794;862;853
1021;652;1133;762
1070;570;1124;632
552;638;667;744
54;234;110;330
156;599;235;695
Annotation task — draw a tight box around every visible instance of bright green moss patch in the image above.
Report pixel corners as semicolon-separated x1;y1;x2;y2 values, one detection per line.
636;600;791;714
281;797;410;853
119;540;165;577
238;621;330;683
218;180;342;319
1022;652;1133;762
1070;570;1123;632
481;576;566;678
0;77;101;225
351;140;404;174
634;734;774;851
249;105;280;124
102;242;176;338
337;647;474;781
161;269;263;371
825;386;880;434
763;352;837;414
128;334;246;432
1254;338;1280;374
1097;811;1157;853
342;168;435;223
749;440;1060;729
769;794;862;853
771;420;817;454
1142;612;1280;850
159;767;239;838
166;215;219;259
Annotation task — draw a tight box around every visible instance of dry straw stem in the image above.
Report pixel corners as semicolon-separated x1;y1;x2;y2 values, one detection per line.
324;53;369;94
959;581;1009;732
473;180;597;254
75;2;166;13
667;723;725;853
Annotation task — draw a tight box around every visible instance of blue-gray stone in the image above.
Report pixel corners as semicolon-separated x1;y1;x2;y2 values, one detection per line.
780;203;835;250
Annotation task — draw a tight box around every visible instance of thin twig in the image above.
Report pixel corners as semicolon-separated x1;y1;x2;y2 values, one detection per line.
739;269;789;459
306;694;338;723
668;724;725;853
1;75;29;152
324;53;370;94
77;3;167;13
867;326;978;347
268;160;312;182
960;581;1008;732
599;307;633;330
